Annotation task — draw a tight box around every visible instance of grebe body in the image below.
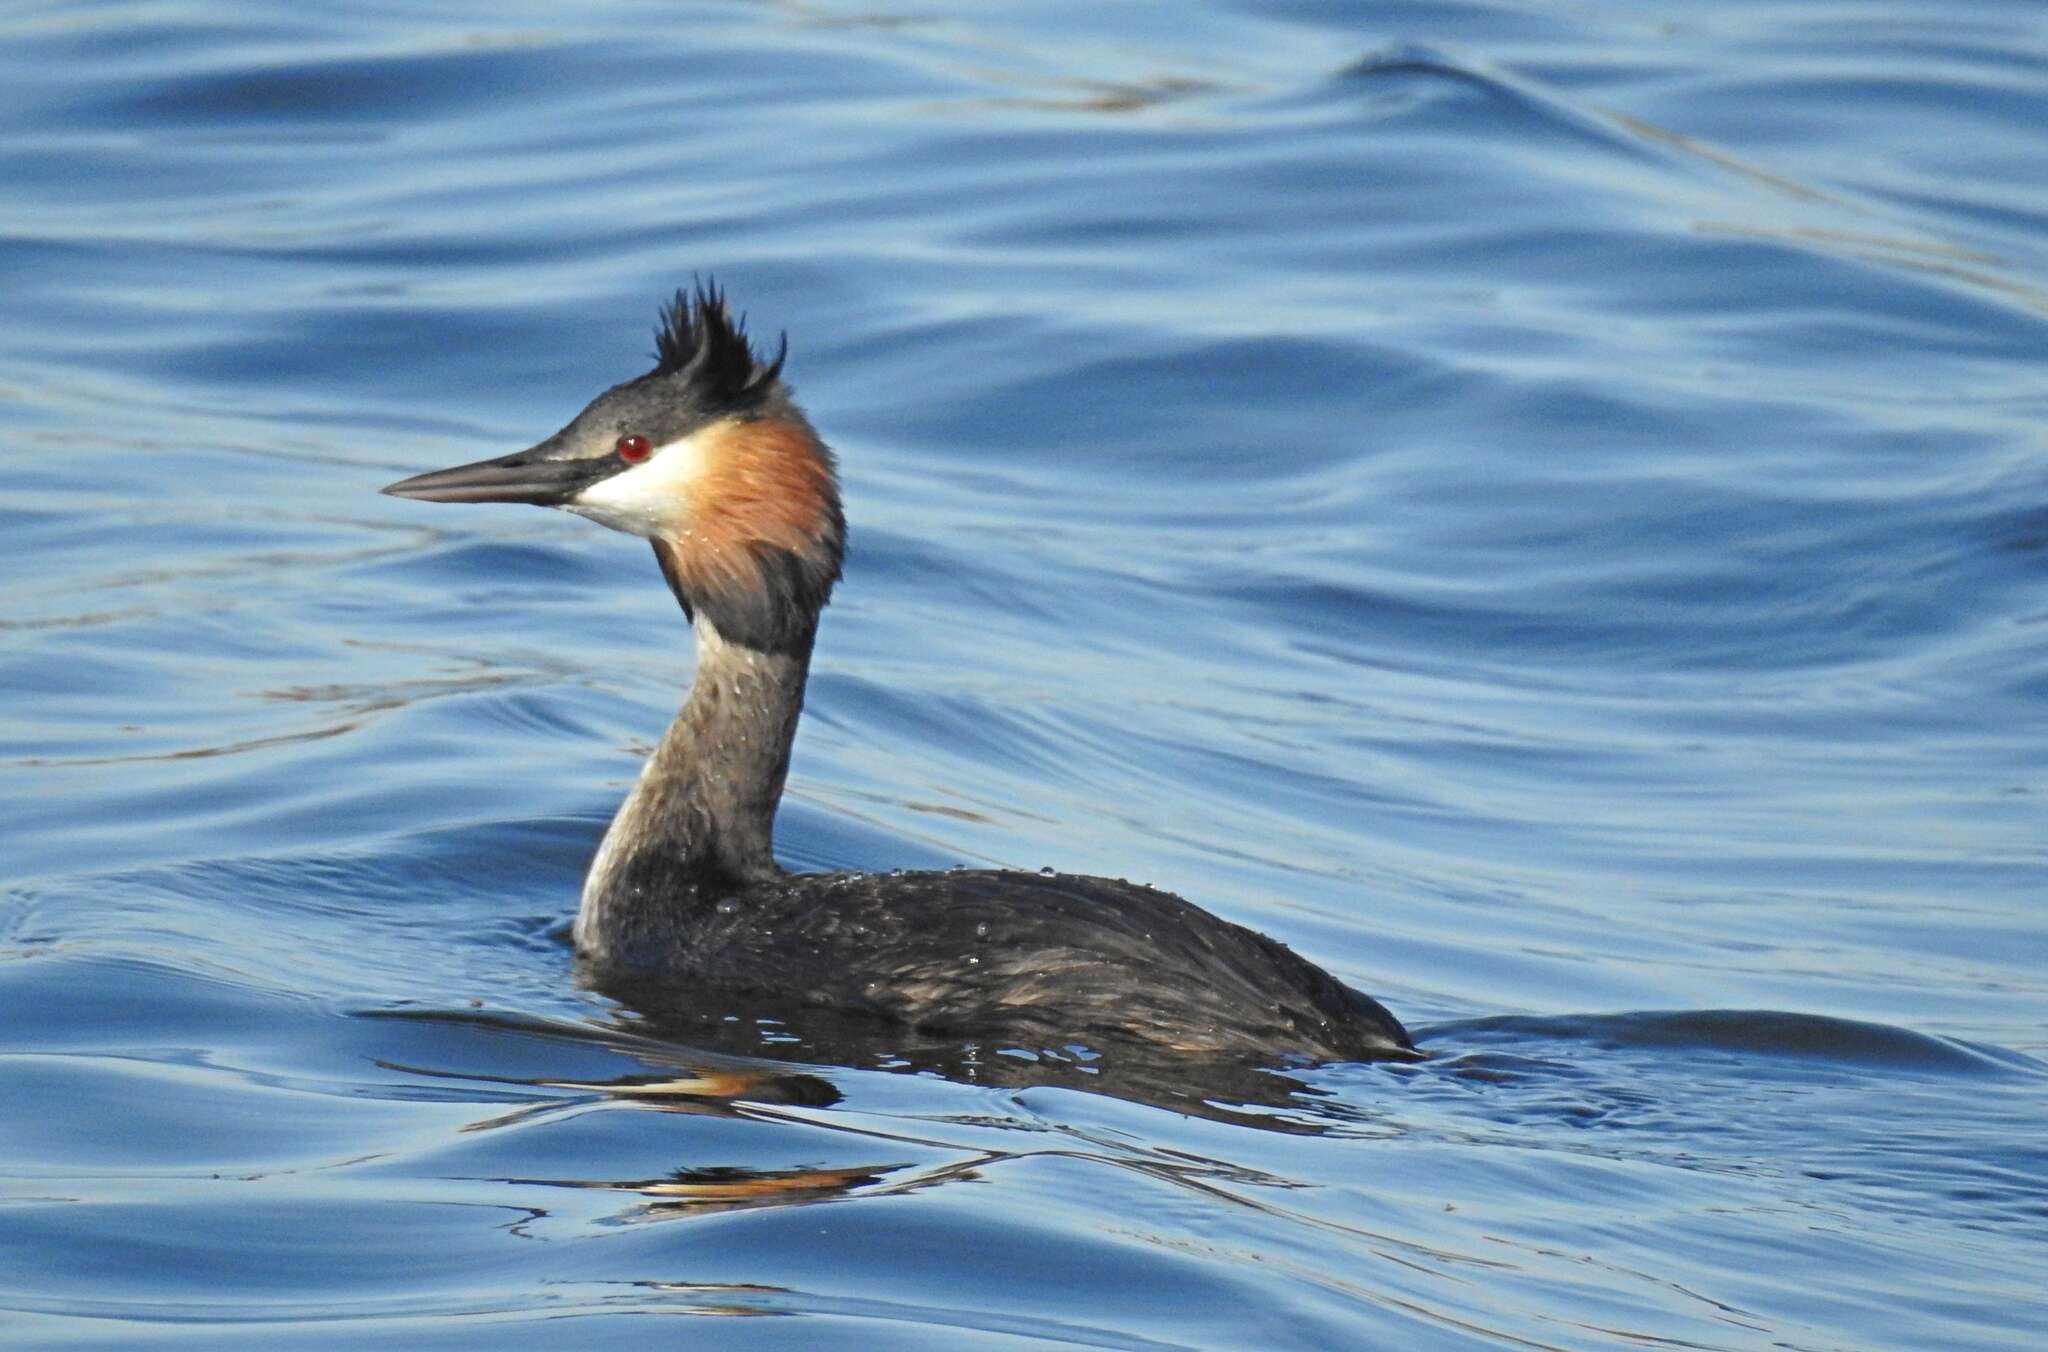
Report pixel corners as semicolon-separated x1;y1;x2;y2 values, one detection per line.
384;287;1417;1064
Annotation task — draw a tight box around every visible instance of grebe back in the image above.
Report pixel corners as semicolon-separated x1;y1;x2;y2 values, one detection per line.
383;285;1417;1064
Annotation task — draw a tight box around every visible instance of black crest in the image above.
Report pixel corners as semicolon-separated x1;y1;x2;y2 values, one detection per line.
652;280;787;407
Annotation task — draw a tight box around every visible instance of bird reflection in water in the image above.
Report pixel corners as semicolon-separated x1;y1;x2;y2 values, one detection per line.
367;998;1404;1227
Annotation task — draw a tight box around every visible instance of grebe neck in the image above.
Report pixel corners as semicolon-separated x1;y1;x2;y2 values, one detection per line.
574;609;814;960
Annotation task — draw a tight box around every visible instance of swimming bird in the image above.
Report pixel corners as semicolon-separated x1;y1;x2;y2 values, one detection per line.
383;285;1417;1064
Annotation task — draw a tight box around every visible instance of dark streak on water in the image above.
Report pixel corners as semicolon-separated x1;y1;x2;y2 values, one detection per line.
3;2;2046;1349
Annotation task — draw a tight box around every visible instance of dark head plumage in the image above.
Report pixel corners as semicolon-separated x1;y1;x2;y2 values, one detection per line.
652;281;787;408
384;282;836;656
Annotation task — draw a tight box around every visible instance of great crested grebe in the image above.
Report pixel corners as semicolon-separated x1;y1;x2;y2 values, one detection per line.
384;286;1417;1064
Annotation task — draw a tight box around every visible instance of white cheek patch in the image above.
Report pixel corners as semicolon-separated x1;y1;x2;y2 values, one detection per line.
563;432;708;538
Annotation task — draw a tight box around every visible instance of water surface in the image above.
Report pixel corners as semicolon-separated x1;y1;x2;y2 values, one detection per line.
3;2;2045;1348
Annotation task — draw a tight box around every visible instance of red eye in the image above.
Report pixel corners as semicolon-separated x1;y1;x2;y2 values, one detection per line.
616;434;651;463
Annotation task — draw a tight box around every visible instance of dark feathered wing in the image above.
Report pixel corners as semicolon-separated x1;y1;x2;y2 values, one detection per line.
664;869;1417;1063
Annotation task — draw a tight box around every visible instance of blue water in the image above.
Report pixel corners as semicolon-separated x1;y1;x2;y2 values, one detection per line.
4;2;2046;1347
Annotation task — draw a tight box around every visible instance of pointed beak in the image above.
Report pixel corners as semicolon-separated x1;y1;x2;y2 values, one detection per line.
381;446;611;506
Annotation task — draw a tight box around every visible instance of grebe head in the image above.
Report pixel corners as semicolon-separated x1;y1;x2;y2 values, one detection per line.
383;284;844;652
